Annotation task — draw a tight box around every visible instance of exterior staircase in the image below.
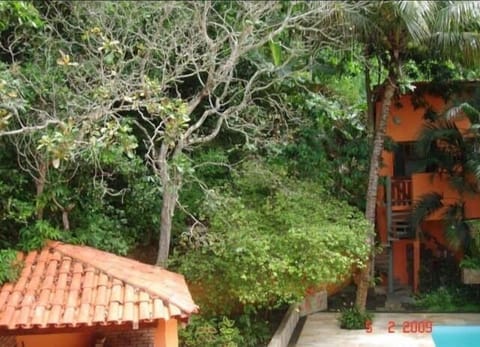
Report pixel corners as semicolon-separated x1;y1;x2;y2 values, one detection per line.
390;208;413;239
375;248;389;275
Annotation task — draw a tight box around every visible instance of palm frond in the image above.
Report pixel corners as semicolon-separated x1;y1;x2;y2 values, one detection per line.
463;103;480;124
397;1;436;43
434;1;480;33
415;120;466;172
444;222;469;250
442;202;470;250
431;1;480;66
445;102;480;124
448;175;474;195
466;158;480;181
411;192;443;227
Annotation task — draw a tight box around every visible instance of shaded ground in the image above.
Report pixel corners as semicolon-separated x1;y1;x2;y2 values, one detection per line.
327;285;387;311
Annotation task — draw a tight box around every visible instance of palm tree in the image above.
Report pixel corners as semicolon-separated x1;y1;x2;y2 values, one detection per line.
349;1;480;311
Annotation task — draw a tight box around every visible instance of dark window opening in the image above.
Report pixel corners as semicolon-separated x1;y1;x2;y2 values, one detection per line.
394;142;426;177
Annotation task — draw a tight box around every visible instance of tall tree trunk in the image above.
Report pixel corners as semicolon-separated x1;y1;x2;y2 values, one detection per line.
355;79;396;310
156;179;179;267
155;142;182;267
365;64;374;136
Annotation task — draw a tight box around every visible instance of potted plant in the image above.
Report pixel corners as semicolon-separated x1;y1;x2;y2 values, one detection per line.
338;304;373;330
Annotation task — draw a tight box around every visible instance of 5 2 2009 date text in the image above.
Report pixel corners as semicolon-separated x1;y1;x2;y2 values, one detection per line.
365;320;433;333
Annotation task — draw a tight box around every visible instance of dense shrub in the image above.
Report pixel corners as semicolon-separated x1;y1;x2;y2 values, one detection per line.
179;315;243;347
179;313;271;347
171;160;371;315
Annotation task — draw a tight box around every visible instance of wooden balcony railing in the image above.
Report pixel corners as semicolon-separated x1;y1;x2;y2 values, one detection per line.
385;177;414;240
391;178;412;207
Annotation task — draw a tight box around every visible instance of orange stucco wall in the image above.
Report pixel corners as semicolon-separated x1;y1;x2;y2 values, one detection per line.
17;332;92;347
376;93;442;142
464;190;480;220
392;240;410;285
376;92;471;143
15;320;179;347
155;319;178;347
379;150;394;177
411;173;480;221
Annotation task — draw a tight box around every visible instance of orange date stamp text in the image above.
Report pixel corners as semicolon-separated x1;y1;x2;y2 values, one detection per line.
365;320;433;333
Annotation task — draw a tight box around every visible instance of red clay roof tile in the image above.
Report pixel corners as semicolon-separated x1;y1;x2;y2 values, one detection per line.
24;251;36;264
77;302;90;324
0;241;198;331
47;304;61;325
31;305;45;326
107;301;119;322
0;284;12;307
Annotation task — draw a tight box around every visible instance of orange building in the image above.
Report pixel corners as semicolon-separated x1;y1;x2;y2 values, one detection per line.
0;241;198;347
374;81;480;294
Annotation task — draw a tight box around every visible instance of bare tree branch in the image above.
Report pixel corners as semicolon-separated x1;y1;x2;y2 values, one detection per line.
0;119;61;137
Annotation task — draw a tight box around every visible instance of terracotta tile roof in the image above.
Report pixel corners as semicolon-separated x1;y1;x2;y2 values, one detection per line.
0;242;198;330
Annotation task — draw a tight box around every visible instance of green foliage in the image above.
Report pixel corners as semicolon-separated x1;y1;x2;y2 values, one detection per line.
414;286;480;312
179;315;244;347
338;305;373;330
233;312;271;347
0;249;22;284
310;47;366;105
281;89;369;210
0;1;43;31
66;211;132;256
459;256;480;270
172;159;371;315
0;151;36;237
179;312;270;347
18;220;60;251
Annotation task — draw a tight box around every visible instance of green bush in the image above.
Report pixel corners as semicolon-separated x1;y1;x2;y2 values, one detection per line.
179;315;243;347
179;313;271;347
415;287;454;312
66;211;133;255
0;249;22;284
234;311;270;347
171;160;371;315
338;305;373;330
414;286;480;312
18;220;61;251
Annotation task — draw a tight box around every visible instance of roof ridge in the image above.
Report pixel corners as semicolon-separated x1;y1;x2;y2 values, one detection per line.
47;241;198;314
